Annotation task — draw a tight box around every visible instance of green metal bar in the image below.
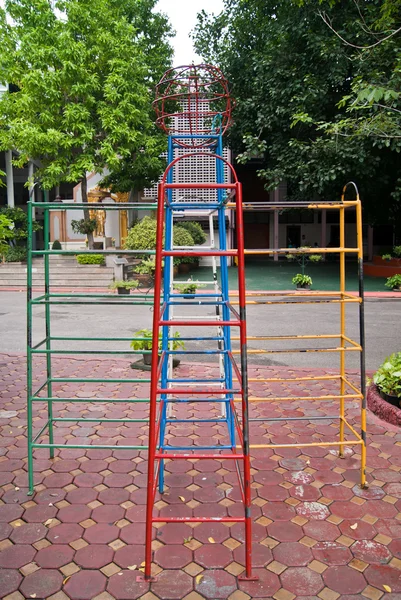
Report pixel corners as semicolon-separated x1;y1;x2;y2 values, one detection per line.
32;300;156;306
32;202;158;210
31;349;150;355
27;202;34;495
32;338;47;350
32;378;50;398
33;294;157;299
32;397;151;403
51;377;150;383
51;336;143;341
32;420;51;443
32;249;156;255
44;204;54;457
31;294;46;303
32;443;149;450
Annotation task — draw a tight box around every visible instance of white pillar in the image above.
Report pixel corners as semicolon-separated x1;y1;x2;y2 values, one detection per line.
5;150;14;207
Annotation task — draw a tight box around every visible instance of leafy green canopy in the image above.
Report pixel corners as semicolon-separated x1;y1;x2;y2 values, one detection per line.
194;0;401;228
0;0;173;192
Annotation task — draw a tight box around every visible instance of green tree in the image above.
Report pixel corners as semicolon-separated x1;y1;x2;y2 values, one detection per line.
194;0;401;232
0;213;14;256
0;0;173;247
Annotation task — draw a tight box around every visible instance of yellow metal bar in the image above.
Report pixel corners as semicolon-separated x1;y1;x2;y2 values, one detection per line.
341;415;363;441
242;247;359;255
232;347;361;354
342;335;362;349
231;299;361;305
342;377;364;396
233;393;363;402
339;204;346;456
243;440;363;450
236;334;341;341
248;375;341;382
227;202;359;210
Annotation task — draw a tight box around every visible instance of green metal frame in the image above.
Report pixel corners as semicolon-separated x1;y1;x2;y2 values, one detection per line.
26;199;159;494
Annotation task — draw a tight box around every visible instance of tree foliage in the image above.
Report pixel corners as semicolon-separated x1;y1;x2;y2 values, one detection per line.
194;0;401;229
0;0;173;205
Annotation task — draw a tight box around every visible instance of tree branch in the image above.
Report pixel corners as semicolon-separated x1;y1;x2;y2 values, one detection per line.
318;10;401;49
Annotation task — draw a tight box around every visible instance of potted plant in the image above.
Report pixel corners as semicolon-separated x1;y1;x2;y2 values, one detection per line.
175;277;206;298
130;328;185;365
133;257;157;287
382;253;393;261
109;280;139;295
373;352;401;406
292;273;312;290
385;274;401;292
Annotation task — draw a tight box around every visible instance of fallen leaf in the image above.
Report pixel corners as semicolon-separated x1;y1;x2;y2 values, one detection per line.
184;537;192;544
14;487;20;491
196;575;203;584
383;585;392;592
63;576;71;585
48;503;53;507
50;493;58;497
141;561;146;567
179;496;185;502
14;522;22;527
127;565;137;571
30;595;37;599
208;537;215;544
44;519;53;526
306;459;310;465
117;572;123;576
350;523;358;530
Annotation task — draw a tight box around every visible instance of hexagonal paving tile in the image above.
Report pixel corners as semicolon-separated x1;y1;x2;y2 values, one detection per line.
57;503;91;523
20;568;63;598
155;544;193;569
64;569;107;599
46;523;84;544
0;568;22;597
322;565;367;595
281;567;324;596
91;504;125;523
75;544;114;568
239;567;281;598
84;522;120;544
195;569;237;599
312;541;352;565
35;544;75;568
107;570;150;599
10;522;47;544
0;544;36;568
157;523;193;545
273;541;313;566
114;545;146;568
352;539;392;564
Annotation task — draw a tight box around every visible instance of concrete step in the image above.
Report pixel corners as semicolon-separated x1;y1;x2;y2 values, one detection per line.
0;266;114;274
0;279;113;287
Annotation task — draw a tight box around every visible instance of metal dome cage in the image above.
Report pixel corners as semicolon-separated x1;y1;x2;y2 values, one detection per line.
153;63;233;148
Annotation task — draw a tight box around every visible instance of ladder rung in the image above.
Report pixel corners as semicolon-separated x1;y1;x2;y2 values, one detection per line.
155;453;244;459
159;320;240;326
152;517;246;523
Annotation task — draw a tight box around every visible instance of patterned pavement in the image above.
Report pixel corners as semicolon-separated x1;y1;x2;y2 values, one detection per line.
1;354;401;600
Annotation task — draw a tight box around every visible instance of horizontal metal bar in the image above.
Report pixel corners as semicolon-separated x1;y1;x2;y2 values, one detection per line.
249;416;338;422
32;249;155;255
32;300;155;306
32;443;148;450
248;375;341;382
159;320;239;326
234;393;362;402
31;202;158;209
165;418;228;423
227;201;358;209
162;250;236;256
162;445;232;450
246;440;363;449
51;377;150;383
30;397;150;403
232;347;361;354
165;183;237;189
157;388;240;395
50;336;143;341
152;517;245;523
155;453;243;459
243;247;359;254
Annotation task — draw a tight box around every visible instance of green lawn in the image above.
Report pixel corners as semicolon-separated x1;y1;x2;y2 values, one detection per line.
176;259;391;292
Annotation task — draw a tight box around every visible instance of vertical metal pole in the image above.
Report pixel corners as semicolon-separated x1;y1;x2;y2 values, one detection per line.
144;183;165;580
27;202;34;494
356;197;367;488
158;136;173;493
236;182;253;579
44;201;54;457
339;204;346;456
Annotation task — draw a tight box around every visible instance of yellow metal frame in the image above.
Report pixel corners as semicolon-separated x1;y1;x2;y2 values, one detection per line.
229;183;367;487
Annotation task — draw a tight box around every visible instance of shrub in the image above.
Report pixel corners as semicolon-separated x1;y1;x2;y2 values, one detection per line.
373;352;401;398
4;246;27;262
0;206;41;243
309;254;322;262
179;221;206;245
385;274;401;290
52;240;62;250
124;216;158;251
292;273;312;287
393;246;401;258
175;277;206;294
130;329;185;352
109;280;139;290
382;254;392;261
71;218;97;235
134;258;157;275
173;226;195;264
76;254;105;265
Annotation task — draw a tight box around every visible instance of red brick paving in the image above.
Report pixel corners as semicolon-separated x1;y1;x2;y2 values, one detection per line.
1;353;401;599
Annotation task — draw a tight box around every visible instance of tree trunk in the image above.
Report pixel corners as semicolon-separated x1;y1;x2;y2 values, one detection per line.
81;175;94;250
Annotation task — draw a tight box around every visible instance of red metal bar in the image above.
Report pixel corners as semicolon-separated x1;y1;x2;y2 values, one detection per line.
144;182;166;580
153;517;245;523
162;250;237;256
159;320;240;326
155;453;245;459
165;183;236;189
235;181;254;579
